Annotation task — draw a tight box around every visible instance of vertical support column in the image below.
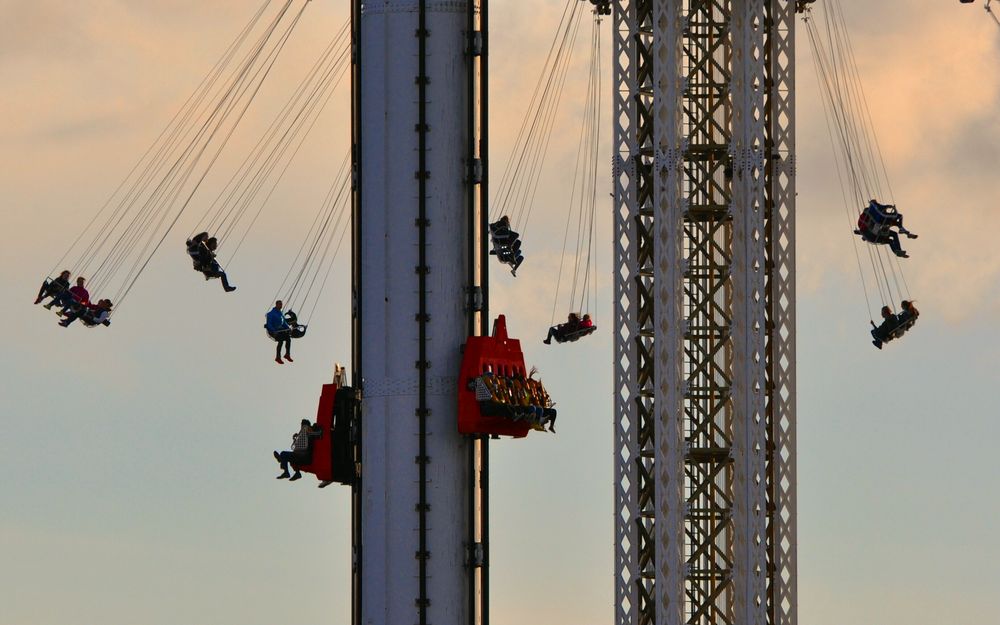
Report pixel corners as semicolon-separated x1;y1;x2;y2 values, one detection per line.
612;1;640;624
613;1;796;625
651;0;685;623
730;1;770;624
479;4;491;623
765;3;797;625
477;4;491;623
350;1;364;622
465;2;488;624
358;2;473;625
681;2;735;623
631;0;657;618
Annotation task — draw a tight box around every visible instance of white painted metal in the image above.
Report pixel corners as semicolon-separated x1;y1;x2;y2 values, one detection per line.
612;1;639;623
730;1;770;624
768;3;798;624
612;1;798;624
651;0;685;621
359;2;472;624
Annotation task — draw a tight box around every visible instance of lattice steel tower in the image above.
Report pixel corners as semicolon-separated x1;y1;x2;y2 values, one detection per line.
611;1;797;624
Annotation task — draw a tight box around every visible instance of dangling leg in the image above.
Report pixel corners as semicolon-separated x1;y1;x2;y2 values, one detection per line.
282;336;293;363
885;232;907;257
511;254;524;276
218;270;237;293
47;291;70;310
543;326;557;345
275;340;284;364
895;215;917;238
35;282;52;305
275;451;292;478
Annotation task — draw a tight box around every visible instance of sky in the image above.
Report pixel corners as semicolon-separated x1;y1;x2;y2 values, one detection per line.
1;1;999;625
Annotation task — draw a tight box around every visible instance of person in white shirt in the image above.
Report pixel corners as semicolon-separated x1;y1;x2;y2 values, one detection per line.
273;419;322;481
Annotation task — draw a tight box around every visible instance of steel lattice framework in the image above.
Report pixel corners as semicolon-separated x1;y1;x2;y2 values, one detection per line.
612;1;797;624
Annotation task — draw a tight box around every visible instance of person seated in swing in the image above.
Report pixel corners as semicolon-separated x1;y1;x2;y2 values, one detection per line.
35;270;72;307
870;305;899;349
854;200;916;258
490;216;518;245
490;215;525;275
543;312;581;345
869;200;917;239
186;232;213;268
59;298;112;328
272;419;323;481
266;300;294;364
50;276;90;312
186;232;236;292
892;300;920;337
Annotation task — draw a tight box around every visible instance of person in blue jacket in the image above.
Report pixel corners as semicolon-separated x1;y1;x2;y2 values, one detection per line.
854;200;917;258
266;300;293;364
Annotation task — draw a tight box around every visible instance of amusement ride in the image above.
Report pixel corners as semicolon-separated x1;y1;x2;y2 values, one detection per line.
30;1;995;624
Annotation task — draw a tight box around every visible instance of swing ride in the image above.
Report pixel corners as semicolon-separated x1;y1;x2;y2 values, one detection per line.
804;0;921;349
27;0;987;622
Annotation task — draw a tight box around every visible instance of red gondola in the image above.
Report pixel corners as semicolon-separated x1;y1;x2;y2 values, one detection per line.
458;315;538;439
292;369;356;486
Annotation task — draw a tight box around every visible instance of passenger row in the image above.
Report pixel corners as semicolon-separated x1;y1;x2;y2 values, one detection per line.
470;370;557;433
34;272;113;328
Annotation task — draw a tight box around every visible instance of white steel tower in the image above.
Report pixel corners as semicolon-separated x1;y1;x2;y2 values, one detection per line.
612;1;798;624
352;1;488;625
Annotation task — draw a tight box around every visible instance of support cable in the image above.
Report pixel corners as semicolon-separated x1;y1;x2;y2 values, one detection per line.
551;13;602;323
111;0;307;310
92;0;297;294
193;20;350;240
805;2;914;319
59;0;273;279
491;0;584;241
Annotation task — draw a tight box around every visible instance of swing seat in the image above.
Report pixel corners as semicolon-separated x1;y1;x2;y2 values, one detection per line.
265;311;306;341
491;238;520;259
555;324;597;343
888;315;917;340
457;315;533;438
266;328;290;341
42;278;68;296
80;316;111;328
266;325;306;341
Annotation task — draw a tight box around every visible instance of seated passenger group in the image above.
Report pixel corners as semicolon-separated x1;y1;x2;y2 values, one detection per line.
489;215;524;276
854;199;917;258
186;232;237;293
870;300;919;350
34;272;113;328
543;312;596;345
471;369;557;432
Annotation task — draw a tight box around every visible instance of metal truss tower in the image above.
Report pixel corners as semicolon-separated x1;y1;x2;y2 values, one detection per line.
612;1;797;624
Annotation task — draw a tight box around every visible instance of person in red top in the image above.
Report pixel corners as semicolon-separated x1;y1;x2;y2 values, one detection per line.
579;314;594;329
50;276;90;311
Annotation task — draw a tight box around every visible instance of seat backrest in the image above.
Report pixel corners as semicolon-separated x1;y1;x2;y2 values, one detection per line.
292;383;338;482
